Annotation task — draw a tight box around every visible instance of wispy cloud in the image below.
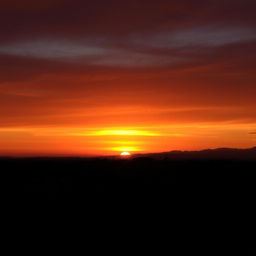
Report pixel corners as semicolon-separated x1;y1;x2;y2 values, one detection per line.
0;39;183;67
131;27;256;49
0;40;107;59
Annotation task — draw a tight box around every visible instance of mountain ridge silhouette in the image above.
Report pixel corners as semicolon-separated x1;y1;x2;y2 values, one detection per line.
133;146;256;160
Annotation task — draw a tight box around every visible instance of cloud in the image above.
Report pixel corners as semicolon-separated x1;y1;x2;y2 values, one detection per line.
0;40;107;59
0;39;185;67
0;0;256;45
132;27;256;49
0;0;255;72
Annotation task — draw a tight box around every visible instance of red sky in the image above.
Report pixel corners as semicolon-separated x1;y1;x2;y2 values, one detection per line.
0;0;256;156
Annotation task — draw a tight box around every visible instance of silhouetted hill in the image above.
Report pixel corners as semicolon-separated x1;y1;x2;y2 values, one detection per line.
133;147;256;160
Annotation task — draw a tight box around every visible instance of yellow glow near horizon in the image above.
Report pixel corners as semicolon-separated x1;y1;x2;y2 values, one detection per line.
87;129;160;136
111;146;140;153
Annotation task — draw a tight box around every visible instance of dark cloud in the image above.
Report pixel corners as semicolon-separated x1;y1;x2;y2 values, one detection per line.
0;0;255;43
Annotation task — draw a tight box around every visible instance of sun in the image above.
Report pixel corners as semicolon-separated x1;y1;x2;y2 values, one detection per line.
120;152;131;156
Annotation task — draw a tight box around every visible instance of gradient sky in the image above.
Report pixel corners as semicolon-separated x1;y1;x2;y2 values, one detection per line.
0;0;256;156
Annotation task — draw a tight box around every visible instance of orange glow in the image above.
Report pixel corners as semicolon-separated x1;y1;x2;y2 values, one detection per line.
0;122;255;156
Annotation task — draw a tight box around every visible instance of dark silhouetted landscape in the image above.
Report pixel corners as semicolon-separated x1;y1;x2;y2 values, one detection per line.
1;147;256;202
1;147;255;254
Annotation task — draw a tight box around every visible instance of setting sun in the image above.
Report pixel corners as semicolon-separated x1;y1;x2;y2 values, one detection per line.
120;152;131;156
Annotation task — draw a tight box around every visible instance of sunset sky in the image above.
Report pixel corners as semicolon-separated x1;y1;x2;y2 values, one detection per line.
0;0;256;156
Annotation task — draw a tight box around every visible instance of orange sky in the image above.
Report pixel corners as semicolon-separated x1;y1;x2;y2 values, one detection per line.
0;0;256;156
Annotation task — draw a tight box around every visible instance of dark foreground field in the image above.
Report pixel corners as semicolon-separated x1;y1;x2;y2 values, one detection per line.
1;157;255;254
1;157;255;202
